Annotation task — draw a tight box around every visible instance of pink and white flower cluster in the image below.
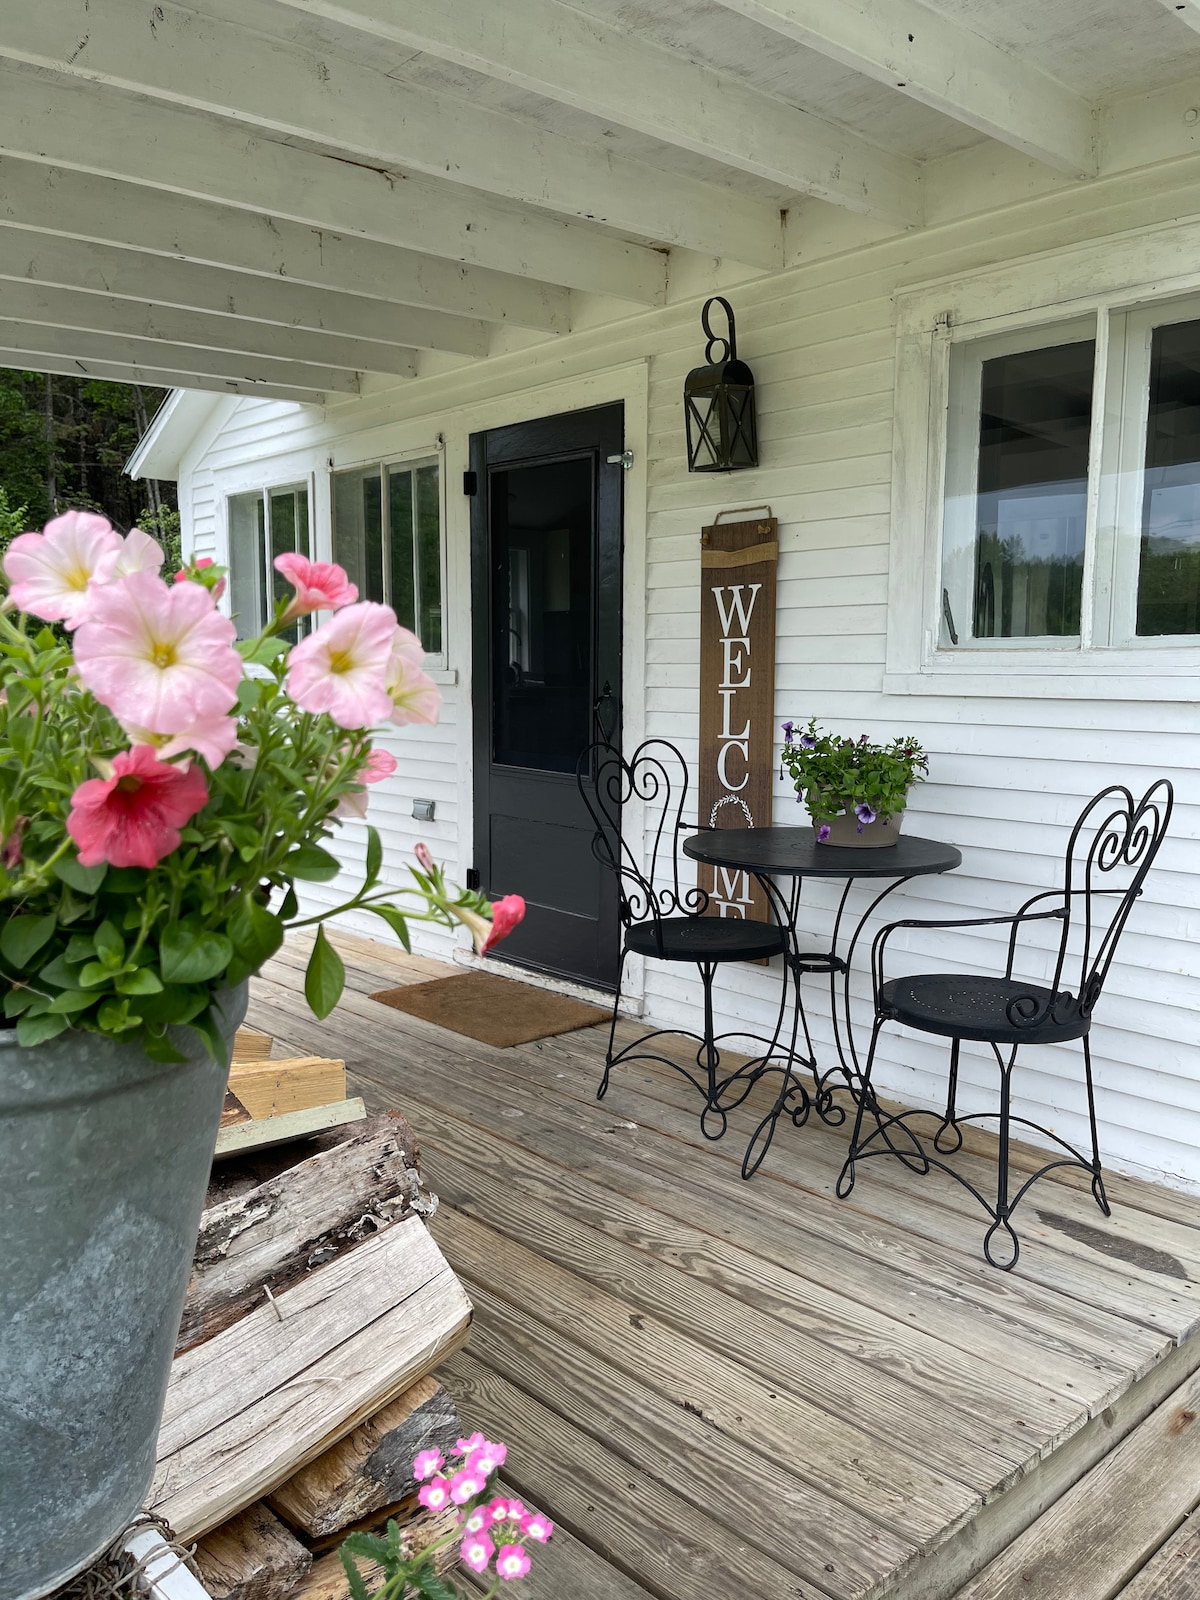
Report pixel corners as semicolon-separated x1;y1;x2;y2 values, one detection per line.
413;1433;551;1584
1;511;439;871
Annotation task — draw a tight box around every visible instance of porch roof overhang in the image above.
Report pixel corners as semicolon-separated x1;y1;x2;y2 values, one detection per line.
1;0;1199;414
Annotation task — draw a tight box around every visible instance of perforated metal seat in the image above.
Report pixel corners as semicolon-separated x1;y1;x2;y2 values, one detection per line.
626;914;786;963
879;974;1086;1045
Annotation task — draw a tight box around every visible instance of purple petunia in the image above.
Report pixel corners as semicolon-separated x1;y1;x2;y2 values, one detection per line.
854;801;876;833
781;720;794;743
817;823;831;843
799;732;817;749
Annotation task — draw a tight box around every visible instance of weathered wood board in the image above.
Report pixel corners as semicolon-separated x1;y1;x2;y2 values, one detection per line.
228;1057;347;1121
213;1098;367;1160
193;1504;312;1600
232;1029;274;1064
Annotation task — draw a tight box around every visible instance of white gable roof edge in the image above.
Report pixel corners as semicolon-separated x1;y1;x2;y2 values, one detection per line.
126;390;229;480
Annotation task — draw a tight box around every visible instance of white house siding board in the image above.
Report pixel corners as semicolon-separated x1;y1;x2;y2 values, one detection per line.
178;155;1200;1188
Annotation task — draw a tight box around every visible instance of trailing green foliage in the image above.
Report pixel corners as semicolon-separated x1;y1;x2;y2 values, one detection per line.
780;717;929;826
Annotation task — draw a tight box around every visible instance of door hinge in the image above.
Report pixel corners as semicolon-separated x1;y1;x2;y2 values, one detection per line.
606;450;635;471
466;867;481;891
463;470;478;496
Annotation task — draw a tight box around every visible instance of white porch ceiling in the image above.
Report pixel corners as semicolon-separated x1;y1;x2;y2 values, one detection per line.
0;0;1197;404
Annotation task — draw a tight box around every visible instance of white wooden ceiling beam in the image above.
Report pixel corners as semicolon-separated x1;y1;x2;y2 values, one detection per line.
0;349;329;407
268;0;922;227
0;158;566;333
0;230;487;357
1154;0;1200;32
711;0;1096;177
0;321;364;394
0;0;784;269
0;67;666;307
0;283;423;378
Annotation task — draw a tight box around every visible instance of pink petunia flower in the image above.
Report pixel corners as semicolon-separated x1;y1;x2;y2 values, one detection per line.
412;1449;444;1483
362;747;397;783
414;842;435;875
482;896;526;955
173;556;227;601
450;1465;488;1504
521;1512;554;1543
384;632;440;727
4;510;122;628
496;1545;532;1582
274;553;359;622
460;1534;495;1575
66;745;209;869
284;602;397;730
114;527;165;579
73;572;242;737
125;713;239;770
417;1477;452;1512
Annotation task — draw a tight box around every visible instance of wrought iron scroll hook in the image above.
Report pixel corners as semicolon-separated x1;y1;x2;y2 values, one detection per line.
701;296;737;365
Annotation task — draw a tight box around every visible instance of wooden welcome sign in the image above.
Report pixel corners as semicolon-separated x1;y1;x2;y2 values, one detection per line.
696;510;778;925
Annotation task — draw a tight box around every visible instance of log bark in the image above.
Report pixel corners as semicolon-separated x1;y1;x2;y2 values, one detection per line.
180;1113;427;1353
193;1505;312;1600
267;1377;461;1539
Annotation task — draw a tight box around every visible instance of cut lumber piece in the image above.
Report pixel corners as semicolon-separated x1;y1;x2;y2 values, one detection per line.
153;1216;473;1541
183;1113;424;1353
1116;1518;1200;1599
221;1092;253;1129
213;1098;366;1160
228;1058;347;1121
267;1376;460;1538
232;1029;274;1063
955;1367;1200;1600
290;1510;460;1600
193;1505;312;1600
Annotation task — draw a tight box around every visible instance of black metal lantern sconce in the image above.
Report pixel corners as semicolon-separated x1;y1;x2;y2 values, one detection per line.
684;296;758;473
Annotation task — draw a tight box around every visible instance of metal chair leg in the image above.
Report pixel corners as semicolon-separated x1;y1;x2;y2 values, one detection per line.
934;1038;964;1154
597;946;628;1102
836;1016;884;1199
697;962;728;1142
982;1045;1021;1271
1081;1033;1111;1217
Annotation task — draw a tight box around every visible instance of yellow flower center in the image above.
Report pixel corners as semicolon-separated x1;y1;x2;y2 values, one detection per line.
152;642;176;669
327;647;354;675
66;564;91;591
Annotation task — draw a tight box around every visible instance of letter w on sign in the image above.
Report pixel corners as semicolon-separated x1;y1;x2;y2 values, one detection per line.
697;515;778;929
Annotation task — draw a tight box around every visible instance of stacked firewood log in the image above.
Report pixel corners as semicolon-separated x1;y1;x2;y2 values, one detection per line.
152;1030;472;1600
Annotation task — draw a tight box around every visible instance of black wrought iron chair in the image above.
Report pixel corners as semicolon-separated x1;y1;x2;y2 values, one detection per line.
576;737;792;1165
836;780;1174;1269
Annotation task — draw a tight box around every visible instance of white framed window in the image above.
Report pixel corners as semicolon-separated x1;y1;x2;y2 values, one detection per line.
331;457;445;661
226;482;310;641
888;237;1200;698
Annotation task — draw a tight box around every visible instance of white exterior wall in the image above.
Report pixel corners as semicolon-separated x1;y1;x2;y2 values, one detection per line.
179;153;1200;1190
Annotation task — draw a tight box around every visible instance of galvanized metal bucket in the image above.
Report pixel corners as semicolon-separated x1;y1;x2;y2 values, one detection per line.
0;986;247;1600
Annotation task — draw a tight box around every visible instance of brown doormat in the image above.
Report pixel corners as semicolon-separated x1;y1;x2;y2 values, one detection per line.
369;970;611;1048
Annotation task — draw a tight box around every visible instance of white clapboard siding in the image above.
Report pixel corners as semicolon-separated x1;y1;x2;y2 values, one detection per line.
179;149;1200;1190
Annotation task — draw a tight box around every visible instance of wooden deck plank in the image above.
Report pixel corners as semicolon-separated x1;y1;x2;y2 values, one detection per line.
441;1348;833;1600
1113;1519;1200;1600
954;1368;1200;1600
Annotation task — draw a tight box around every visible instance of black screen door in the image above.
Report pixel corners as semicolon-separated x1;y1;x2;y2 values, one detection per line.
470;404;623;988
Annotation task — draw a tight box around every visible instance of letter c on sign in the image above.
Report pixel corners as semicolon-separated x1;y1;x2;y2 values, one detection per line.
717;740;749;792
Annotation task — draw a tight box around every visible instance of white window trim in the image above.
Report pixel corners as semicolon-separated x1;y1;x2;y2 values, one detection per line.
886;212;1200;701
222;474;314;639
328;445;449;671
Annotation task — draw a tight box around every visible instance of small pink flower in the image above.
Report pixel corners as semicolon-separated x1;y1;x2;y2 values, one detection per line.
172;556;227;600
450;1465;488;1504
462;1507;489;1535
4;510;122;627
274;552;358;622
125;713;239;770
469;1441;507;1476
496;1545;532;1582
74;572;242;736
67;745;209;869
490;1497;526;1524
285;602;397;730
521;1512;553;1543
482;896;526;955
455;1433;486;1456
1;815;27;870
460;1534;495;1575
114;527;165;579
362;747;397;783
385;632;440;727
412;1449;444;1482
414;842;435;874
418;1477;452;1512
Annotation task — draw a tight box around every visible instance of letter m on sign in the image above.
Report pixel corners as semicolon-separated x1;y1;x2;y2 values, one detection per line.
696;514;778;933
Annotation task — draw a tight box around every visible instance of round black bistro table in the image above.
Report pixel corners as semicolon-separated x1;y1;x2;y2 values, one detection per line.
682;825;961;1173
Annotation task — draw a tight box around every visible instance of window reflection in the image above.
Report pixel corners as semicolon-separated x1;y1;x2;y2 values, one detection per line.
1138;318;1200;637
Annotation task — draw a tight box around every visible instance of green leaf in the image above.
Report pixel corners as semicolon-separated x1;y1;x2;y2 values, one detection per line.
17;1011;69;1046
38;951;87;989
237;635;289;666
142;1027;188;1065
65;933;97;962
98;997;140;1033
94;920;125;970
184;1004;225;1064
0;913;58;970
366;903;411;952
337;1548;374;1600
279;885;299;921
136;984;209;1027
3;986;38;1017
48;988;98;1015
413;1573;459;1600
104;868;148;895
52;856;108;895
285;845;341;883
228;894;284;969
236;677;263;711
116;967;164;996
304;926;345;1020
160;920;234;984
365;826;383;887
78;962;115;989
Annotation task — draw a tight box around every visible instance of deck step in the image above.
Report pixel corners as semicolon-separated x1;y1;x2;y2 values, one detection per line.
954;1367;1200;1600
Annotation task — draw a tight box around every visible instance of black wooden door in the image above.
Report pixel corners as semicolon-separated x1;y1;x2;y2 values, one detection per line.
470;403;623;988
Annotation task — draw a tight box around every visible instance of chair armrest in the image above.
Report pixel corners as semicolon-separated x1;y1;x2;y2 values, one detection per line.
870;905;1066;999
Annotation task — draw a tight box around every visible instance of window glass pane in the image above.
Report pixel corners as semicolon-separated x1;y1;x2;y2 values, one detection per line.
332;468;384;603
972;341;1093;639
387;467;416;633
227;492;266;641
269;487;310;641
1137;318;1200;637
415;463;442;654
